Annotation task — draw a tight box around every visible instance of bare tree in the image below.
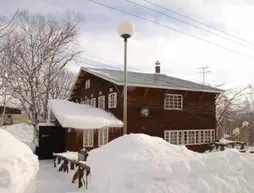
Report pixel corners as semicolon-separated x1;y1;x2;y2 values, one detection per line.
216;87;248;139
2;11;81;136
0;10;19;127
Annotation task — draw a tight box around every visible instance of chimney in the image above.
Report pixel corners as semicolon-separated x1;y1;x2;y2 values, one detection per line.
155;60;160;74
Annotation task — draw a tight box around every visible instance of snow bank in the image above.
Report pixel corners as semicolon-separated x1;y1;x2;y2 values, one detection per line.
86;134;254;193
3;123;36;152
48;99;123;130
0;129;39;193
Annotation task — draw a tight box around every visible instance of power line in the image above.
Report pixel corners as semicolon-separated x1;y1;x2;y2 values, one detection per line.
196;66;211;85
139;0;254;47
85;0;254;60
126;0;254;51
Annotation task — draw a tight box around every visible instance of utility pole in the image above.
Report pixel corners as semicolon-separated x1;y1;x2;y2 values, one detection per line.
196;66;211;85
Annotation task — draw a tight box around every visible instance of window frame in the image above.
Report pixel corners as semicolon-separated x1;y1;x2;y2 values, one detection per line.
98;95;105;109
98;128;109;146
164;129;215;145
83;129;94;147
108;92;117;109
164;94;183;110
90;98;96;107
85;79;90;89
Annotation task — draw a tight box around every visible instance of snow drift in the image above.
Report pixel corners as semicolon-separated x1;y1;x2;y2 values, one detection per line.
0;129;39;193
3;123;36;152
48;99;123;130
87;134;254;193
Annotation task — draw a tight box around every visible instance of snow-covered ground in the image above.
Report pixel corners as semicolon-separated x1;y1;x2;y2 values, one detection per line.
24;160;83;193
2;123;36;152
22;134;254;193
0;129;39;193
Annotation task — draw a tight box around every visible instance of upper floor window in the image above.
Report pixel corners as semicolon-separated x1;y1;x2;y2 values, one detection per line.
85;79;90;89
90;98;96;107
98;95;105;109
164;94;183;110
164;129;215;145
108;92;117;109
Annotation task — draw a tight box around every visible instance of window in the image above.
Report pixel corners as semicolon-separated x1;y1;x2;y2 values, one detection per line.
85;79;90;89
83;130;94;147
98;96;105;109
108;92;117;108
188;131;195;144
84;99;90;105
164;129;215;145
90;98;96;107
164;94;183;110
98;128;108;146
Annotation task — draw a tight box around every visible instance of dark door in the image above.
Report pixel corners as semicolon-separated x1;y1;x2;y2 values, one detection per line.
38;126;66;160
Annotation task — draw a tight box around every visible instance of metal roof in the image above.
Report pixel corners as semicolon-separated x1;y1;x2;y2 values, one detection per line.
81;67;224;93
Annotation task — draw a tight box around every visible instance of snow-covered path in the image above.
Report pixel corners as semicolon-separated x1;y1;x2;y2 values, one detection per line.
24;160;83;193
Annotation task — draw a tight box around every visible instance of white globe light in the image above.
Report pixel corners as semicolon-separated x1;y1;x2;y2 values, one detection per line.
117;21;135;39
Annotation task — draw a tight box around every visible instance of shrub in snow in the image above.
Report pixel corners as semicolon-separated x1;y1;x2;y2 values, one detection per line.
86;134;254;193
0;129;39;193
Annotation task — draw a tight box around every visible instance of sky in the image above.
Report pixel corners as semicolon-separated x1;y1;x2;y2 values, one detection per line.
1;0;254;90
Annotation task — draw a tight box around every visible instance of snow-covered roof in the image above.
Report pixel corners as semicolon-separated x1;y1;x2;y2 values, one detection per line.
80;67;224;93
48;99;123;130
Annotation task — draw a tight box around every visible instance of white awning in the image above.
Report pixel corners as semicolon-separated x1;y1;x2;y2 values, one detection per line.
48;99;123;130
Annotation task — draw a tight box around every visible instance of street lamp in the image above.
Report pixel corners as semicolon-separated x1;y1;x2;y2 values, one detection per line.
117;21;135;135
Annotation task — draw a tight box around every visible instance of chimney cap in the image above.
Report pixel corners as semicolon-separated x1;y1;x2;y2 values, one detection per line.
155;60;160;66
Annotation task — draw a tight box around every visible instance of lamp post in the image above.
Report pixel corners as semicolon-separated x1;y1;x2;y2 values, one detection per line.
117;21;135;135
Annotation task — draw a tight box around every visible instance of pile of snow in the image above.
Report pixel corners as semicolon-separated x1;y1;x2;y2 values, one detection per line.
53;151;78;161
3;123;36;152
218;138;234;144
48;99;123;130
86;134;254;193
232;127;240;135
0;129;39;193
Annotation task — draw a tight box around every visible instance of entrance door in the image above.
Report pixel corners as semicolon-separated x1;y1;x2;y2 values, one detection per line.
38;126;66;160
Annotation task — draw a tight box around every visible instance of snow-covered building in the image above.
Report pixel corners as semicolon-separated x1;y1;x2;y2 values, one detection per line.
67;62;223;152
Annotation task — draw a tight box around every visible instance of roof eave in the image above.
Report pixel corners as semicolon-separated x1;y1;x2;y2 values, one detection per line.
80;67;224;94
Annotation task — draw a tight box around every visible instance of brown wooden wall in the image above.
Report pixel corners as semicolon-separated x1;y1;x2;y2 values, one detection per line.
69;70;218;151
125;87;217;139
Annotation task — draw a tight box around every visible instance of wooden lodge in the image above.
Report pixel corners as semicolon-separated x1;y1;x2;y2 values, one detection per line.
67;62;224;153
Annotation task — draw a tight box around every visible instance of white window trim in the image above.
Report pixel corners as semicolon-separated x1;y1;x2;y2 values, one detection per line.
98;95;105;109
85;79;90;89
108;92;117;109
90;98;96;107
83;130;94;147
164;94;183;110
164;129;215;145
98;128;109;146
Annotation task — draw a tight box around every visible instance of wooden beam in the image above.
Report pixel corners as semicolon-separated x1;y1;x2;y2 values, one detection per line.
143;88;148;98
183;91;188;99
197;93;205;104
113;84;121;95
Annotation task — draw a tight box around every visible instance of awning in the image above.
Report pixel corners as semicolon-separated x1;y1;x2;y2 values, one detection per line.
48;99;123;130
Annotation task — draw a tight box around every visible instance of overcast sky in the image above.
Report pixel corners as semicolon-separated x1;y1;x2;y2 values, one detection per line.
1;0;254;89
